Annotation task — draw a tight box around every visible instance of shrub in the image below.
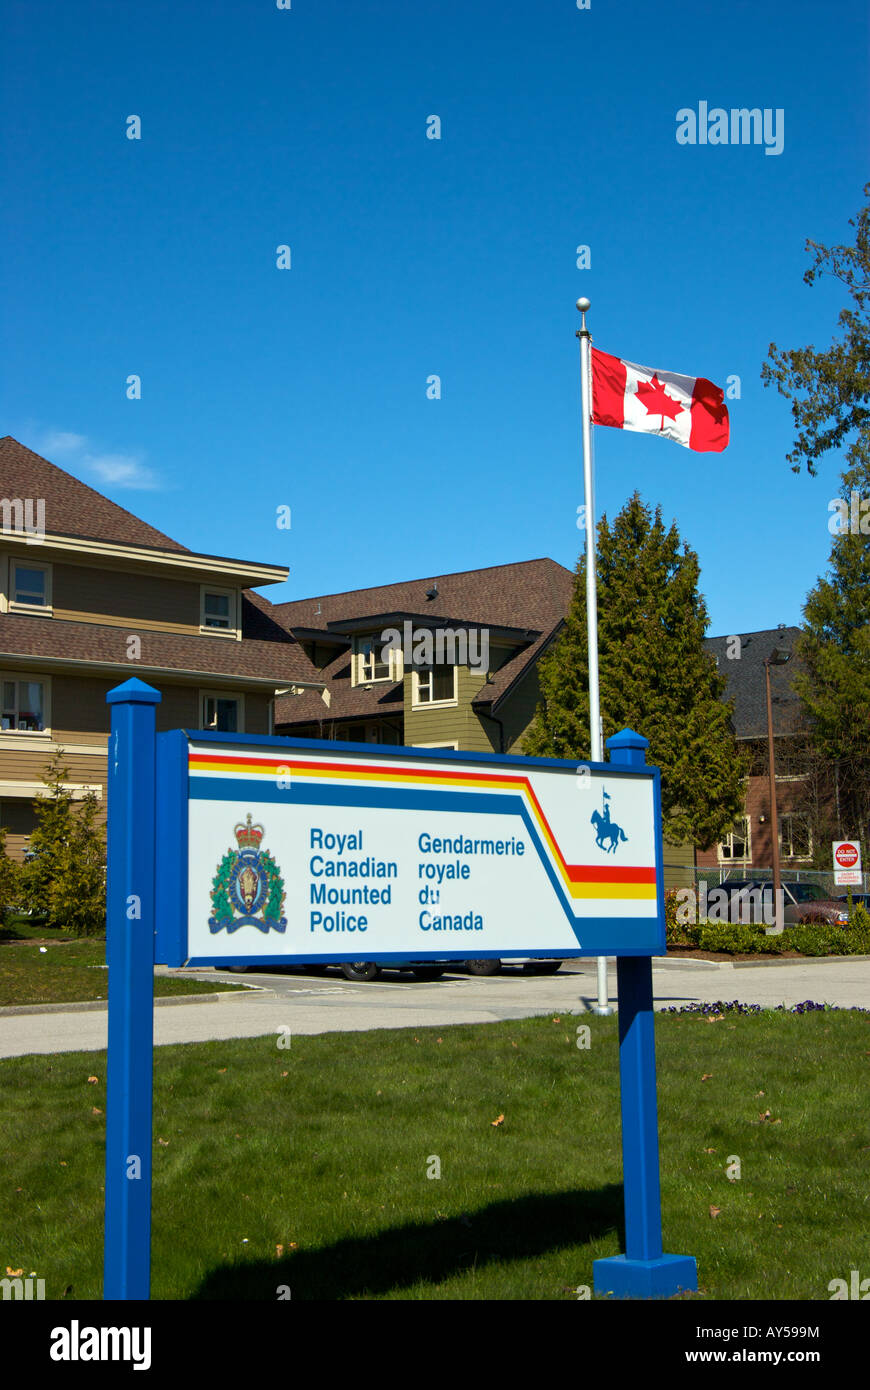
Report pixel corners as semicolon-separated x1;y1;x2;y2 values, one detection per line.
665;887;701;945
696;922;781;954
781;922;848;956
849;902;870;932
0;827;20;921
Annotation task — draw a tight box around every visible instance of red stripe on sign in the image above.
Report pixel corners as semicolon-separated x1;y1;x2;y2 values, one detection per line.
565;864;657;884
591;348;627;429
689;376;729;452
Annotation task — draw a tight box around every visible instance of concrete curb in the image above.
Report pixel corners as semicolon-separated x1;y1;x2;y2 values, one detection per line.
654;953;870;971
0;989;273;1018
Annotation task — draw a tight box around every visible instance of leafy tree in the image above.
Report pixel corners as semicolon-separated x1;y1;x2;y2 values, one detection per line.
793;511;870;848
762;183;869;478
764;187;870;847
523;492;746;848
20;755;106;934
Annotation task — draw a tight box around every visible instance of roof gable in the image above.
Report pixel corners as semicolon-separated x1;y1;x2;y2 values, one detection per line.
0;436;187;552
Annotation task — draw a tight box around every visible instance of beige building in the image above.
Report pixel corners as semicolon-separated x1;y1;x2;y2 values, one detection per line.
0;437;322;855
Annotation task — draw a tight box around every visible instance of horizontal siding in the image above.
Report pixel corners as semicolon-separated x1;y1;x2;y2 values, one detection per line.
1;796;38;859
0;745;108;859
245;693;272;736
501;664;543;756
403;666;494;752
5;671;273;742
662;838;695;890
52;561;203;634
51;674;115;736
0;747;109;858
0;747;109;787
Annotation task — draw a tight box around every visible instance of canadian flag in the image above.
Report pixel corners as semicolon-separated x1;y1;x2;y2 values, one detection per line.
591;348;729;453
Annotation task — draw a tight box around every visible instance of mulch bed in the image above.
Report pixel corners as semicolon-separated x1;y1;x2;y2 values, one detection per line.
660;946;807;962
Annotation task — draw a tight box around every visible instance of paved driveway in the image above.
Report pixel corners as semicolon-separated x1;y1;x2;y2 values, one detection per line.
1;956;868;1059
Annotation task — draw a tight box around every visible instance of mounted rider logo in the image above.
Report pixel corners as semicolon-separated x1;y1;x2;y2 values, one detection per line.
591;789;628;854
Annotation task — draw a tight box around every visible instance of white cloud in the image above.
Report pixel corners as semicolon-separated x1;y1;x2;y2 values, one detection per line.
40;430;88;457
32;428;164;491
83;452;162;491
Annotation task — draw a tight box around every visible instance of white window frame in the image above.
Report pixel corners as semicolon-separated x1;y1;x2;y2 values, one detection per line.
780;812;813;861
413;741;459;750
199;585;240;639
0;671;51;736
411;664;458;709
352;635;401;687
7;558;52;616
717;816;751;864
199;690;244;733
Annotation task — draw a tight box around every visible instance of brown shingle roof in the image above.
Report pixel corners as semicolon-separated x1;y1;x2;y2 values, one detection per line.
273;559;574;726
0;609;321;687
0;436;187;552
272;558;573;633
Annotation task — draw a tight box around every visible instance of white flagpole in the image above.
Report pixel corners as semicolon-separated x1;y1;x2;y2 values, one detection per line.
576;297;612;1016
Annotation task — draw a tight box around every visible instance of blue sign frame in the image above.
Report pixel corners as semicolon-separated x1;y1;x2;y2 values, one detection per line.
154;727;668;968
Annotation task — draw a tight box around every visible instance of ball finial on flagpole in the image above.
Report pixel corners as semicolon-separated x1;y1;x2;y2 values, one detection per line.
576;297;590;336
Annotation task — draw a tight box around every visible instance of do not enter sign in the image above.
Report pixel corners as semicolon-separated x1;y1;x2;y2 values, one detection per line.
833;840;862;886
834;842;859;868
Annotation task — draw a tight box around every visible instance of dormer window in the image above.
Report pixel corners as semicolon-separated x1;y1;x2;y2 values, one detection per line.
200;586;239;637
353;635;399;685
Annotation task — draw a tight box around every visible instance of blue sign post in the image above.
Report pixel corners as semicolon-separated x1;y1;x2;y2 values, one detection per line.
102;680;696;1300
104;679;160;1300
593;730;698;1299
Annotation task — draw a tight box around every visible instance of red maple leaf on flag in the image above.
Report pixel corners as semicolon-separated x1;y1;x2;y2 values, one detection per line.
634;374;686;428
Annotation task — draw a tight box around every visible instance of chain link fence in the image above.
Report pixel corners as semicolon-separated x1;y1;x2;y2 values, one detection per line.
678;868;869;898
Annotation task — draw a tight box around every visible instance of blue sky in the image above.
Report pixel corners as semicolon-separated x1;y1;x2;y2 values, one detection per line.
2;0;866;635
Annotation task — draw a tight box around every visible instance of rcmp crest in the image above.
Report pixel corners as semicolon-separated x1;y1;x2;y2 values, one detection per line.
209;813;287;934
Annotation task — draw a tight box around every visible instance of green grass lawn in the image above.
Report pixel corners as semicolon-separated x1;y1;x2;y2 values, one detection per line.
1;1009;868;1300
0;930;244;1006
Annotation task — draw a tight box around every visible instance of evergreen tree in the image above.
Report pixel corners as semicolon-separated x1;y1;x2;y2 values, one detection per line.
48;790;106;938
20;755;106;934
523;493;745;848
0;827;20;923
20;754;74;921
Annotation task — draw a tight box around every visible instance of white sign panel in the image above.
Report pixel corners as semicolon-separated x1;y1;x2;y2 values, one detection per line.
162;737;665;965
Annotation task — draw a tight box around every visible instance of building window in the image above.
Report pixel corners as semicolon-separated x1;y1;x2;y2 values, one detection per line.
200;693;242;733
9;562;52;613
200;586;238;636
1;676;48;732
412;665;457;707
353;636;398;685
718;816;750;863
781;813;812;860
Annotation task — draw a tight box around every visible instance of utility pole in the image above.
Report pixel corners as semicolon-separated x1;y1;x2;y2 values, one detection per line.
764;648;790;932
